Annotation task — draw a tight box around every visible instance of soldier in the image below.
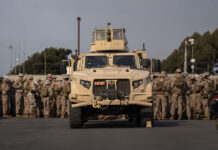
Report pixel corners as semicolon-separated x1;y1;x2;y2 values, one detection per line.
153;72;167;120
35;78;43;118
51;75;62;117
61;75;71;118
13;73;24;117
41;80;53;118
183;72;191;120
198;73;214;120
170;69;185;120
23;76;37;118
152;74;159;119
47;74;52;82
1;78;10;118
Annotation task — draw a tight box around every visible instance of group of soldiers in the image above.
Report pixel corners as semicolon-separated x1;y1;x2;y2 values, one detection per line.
152;68;215;120
0;73;71;118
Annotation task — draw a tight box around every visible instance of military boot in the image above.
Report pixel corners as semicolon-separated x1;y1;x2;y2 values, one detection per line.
187;116;191;120
161;116;167;120
169;115;174;120
154;115;158;120
178;115;182;120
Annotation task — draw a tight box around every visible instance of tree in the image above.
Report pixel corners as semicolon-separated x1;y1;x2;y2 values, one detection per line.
162;28;218;74
11;47;72;75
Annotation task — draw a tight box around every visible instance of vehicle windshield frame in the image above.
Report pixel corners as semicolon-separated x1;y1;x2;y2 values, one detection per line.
85;55;108;68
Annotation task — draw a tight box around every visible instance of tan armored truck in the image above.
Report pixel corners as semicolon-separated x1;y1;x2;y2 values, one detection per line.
69;26;153;128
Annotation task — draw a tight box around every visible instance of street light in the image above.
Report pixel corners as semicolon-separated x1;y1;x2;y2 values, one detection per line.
184;38;195;73
9;45;13;73
189;39;195;74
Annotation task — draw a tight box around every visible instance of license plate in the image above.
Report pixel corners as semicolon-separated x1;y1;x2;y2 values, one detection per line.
94;81;105;86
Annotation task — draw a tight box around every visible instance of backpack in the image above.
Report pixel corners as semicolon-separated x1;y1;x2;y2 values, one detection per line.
41;85;49;97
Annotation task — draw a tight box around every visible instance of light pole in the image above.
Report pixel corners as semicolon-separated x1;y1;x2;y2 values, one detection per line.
9;45;13;73
189;39;195;74
184;41;188;73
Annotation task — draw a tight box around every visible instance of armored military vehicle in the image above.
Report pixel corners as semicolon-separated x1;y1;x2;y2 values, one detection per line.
69;24;153;128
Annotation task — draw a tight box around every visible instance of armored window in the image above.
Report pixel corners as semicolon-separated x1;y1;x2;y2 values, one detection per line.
113;55;136;68
91;31;95;43
113;29;123;40
85;56;107;68
96;29;106;40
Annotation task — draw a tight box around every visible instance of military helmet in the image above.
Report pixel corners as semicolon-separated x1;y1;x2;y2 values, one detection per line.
161;71;167;76
175;68;182;73
47;74;52;78
36;78;41;82
45;80;51;85
3;78;8;82
19;73;24;77
52;75;57;79
28;75;33;80
63;75;70;79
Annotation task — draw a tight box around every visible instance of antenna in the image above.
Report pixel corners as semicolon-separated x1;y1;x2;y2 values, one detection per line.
77;17;81;55
142;43;146;51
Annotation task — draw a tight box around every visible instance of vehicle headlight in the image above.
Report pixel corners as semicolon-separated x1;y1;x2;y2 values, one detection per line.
80;80;91;89
133;79;143;88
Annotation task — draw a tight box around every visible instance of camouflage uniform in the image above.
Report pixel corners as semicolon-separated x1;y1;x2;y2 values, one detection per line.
183;73;191;119
197;73;214;120
1;79;10;117
41;80;53;118
23;76;36;118
51;76;62;117
35;78;43;118
152;74;159;119
13;73;24;117
170;69;185;120
61;76;71;118
153;73;167;120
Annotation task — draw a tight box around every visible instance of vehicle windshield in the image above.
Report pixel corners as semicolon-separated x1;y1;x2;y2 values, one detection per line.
85;56;107;68
113;55;136;68
113;29;123;40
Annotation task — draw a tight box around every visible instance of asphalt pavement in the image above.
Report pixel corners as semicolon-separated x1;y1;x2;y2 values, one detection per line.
0;118;217;150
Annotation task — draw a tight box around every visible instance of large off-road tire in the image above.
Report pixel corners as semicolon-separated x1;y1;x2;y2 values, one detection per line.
69;106;83;128
137;107;153;128
216;118;218;130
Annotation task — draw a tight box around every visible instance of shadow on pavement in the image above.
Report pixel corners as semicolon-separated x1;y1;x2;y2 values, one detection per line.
82;120;181;129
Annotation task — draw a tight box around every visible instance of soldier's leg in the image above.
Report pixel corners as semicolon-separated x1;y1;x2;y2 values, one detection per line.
170;94;177;120
56;96;61;117
202;99;210;120
29;94;36;118
161;95;167;120
154;95;161;120
23;96;29;118
178;96;183;120
15;93;21;116
61;96;66;118
186;95;191;119
43;97;49;118
2;95;8;116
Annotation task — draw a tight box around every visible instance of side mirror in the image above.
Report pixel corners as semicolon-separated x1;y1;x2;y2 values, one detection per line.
140;59;150;69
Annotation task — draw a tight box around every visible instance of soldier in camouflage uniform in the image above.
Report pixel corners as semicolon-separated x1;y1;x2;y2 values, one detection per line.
51;75;62;117
41;80;53;118
153;72;168;120
61;75;71;118
170;69;185;120
23;76;37;118
183;72;192;120
197;73;214;120
13;73;24;117
152;74;159;119
1;78;11;118
35;78;43;118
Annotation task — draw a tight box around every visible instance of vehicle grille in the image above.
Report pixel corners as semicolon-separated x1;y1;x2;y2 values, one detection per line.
93;79;130;97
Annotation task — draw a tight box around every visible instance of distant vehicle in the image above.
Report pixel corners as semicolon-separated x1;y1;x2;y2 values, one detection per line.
213;62;218;75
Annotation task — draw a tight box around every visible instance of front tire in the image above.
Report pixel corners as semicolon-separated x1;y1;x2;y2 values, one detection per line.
137;107;153;128
69;106;83;128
